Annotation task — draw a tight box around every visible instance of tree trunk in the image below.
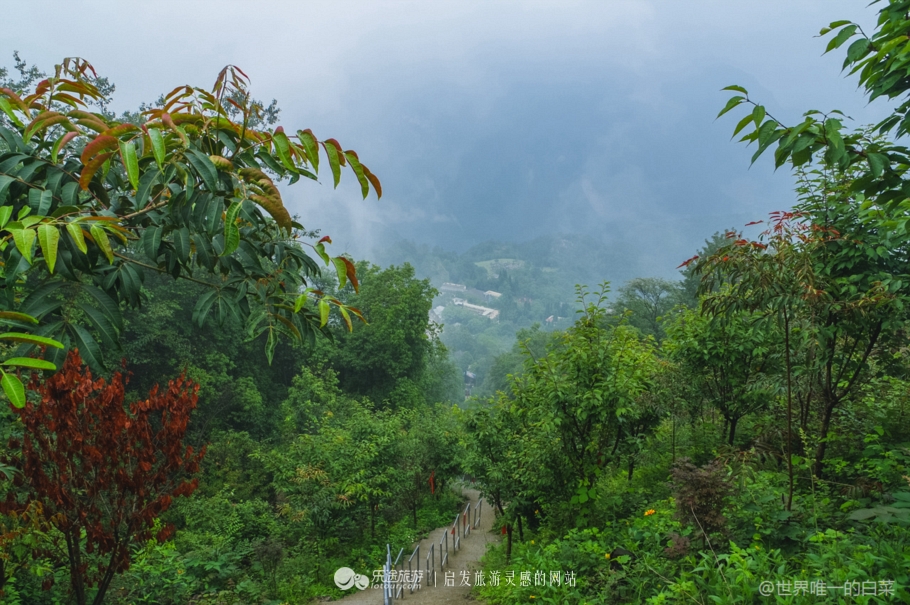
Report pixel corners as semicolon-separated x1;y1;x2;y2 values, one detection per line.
370;503;376;538
727;415;739;446
505;523;513;562
671;413;676;464
517;514;524;542
66;529;87;605
814;399;837;479
627;456;635;482
784;309;793;511
92;546;122;605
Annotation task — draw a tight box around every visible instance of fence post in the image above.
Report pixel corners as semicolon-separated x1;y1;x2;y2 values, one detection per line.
394;547;404;599
427;543;435;587
384;544;392;605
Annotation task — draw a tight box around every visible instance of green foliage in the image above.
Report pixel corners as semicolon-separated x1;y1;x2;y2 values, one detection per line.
615;278;681;342
324;263;439;405
465;283;665;544
0;311;63;408
476;323;555;397
0;58;376;371
664;305;776;445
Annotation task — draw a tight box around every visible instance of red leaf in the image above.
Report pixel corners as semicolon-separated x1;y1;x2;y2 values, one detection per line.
79;151;115;190
80;134;119;165
677;255;699;269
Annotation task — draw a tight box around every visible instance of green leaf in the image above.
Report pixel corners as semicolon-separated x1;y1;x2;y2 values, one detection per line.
732;114;755;138
174;226;190;264
0;205;12;228
223;225;240;256
757;119;779;148
70;323;105;371
0;98;24;128
294;292;308;313
0;370;25;408
752;105;765;127
845;38;871;65
51;131;78;164
0;332;64;348
297;129;320;172
339;305;353;331
82;284;123;331
10;228;36;263
222;201;242;256
716;96;745;119
323;140;342;187
272;129;297;172
136;167;160;206
90;224;114;263
185;148;219;192
265;327;278;365
333;256;349;289
66;222;88;254
192;289;219;327
141;224;162;260
319;298;330;327
225;200;242;227
315;242;330;265
825;24;857;54
61;181;79;206
0;311;38;324
849;508;877;521
148;128;166;168
343;151;370;198
192;233;214;269
37;224;60;273
1;357;56;370
119;140;140;190
721;85;748;94
868;153;888;178
76;302;119;348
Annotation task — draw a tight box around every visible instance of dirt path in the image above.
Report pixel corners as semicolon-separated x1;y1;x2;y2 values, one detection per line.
335;487;498;604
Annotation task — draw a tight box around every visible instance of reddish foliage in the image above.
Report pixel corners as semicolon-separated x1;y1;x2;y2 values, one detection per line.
2;350;205;605
677;254;699;269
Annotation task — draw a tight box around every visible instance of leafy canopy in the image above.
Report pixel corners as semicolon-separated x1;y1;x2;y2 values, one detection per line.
0;58;380;372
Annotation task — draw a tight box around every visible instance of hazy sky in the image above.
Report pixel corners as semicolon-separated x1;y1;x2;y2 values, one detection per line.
4;1;892;280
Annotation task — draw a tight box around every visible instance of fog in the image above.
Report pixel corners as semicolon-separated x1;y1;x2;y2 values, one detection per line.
6;0;891;279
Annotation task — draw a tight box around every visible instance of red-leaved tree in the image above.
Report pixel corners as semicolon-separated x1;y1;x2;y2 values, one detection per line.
2;350;205;605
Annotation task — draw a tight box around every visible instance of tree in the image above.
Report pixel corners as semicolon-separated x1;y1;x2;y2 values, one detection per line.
463;398;523;559
502;284;661;528
716;0;910;479
615;277;680;341
0;58;379;371
664;305;776;446
477;323;554;397
677;231;734;307
2;350;204;605
692;173;905;480
328;263;436;406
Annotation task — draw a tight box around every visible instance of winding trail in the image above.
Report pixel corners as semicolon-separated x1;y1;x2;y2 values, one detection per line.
336;488;498;604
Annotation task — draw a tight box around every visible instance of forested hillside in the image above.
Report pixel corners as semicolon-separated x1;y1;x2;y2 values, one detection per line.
376;235;711;394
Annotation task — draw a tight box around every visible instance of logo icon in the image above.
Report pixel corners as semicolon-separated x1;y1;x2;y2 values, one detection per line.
334;567;369;590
